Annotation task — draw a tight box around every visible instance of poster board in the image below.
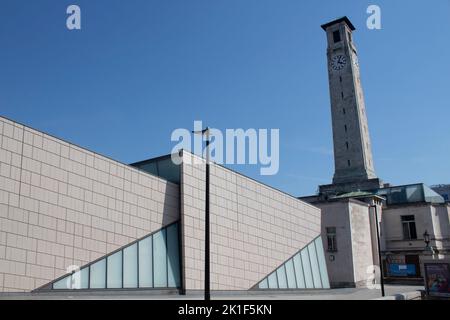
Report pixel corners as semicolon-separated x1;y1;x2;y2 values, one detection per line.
424;262;450;298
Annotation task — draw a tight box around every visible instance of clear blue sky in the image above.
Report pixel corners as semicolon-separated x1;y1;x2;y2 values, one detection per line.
1;0;449;196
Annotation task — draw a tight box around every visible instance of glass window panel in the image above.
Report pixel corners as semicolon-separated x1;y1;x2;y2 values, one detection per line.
301;248;314;289
138;236;153;288
53;275;71;289
276;265;288;289
107;251;122;288
293;253;305;289
258;278;268;289
123;243;138;288
308;242;322;288
167;224;181;288
314;237;330;289
153;229;168;287
285;259;297;289
267;272;278;289
333;30;341;43
402;223;410;239
157;158;180;184
72;267;89;289
138;162;158;176
90;259;106;289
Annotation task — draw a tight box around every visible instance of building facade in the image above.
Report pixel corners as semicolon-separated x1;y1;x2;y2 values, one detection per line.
301;17;450;287
380;184;450;279
0;115;329;293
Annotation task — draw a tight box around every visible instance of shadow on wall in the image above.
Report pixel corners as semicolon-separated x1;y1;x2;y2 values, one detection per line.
161;183;180;227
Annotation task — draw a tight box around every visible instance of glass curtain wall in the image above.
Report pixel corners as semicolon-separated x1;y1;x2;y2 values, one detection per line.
51;222;181;290
257;236;330;290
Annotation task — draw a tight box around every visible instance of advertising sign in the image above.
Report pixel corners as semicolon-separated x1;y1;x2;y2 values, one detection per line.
424;263;450;298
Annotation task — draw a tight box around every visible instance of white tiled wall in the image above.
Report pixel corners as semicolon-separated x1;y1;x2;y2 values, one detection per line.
0;116;179;292
180;151;321;290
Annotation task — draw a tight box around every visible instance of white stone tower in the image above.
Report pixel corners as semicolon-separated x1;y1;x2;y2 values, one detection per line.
321;17;379;189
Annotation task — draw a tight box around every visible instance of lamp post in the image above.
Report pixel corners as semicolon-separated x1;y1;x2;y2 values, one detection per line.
369;204;385;297
192;127;211;301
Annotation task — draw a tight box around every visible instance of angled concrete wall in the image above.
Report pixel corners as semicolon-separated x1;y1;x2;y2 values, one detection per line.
0;116;179;292
315;199;375;288
180;151;322;291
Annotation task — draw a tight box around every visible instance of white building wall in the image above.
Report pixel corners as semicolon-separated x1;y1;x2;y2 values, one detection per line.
382;204;432;252
317;201;354;286
0;116;179;292
383;203;450;255
180;151;321;291
349;201;374;285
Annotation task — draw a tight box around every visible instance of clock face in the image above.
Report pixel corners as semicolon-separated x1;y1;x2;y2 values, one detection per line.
331;54;347;71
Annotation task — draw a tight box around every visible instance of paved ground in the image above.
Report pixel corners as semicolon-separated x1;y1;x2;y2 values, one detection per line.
0;285;424;300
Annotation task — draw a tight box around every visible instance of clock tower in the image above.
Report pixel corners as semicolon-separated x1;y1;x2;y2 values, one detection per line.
320;17;381;194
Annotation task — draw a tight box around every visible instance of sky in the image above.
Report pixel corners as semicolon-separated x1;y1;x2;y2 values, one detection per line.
1;0;449;197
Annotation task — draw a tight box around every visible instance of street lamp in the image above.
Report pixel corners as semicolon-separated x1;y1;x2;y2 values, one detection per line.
369;204;385;297
192;127;211;301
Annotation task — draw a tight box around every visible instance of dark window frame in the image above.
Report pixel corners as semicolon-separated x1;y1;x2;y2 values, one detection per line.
401;215;417;240
326;227;337;252
333;30;341;43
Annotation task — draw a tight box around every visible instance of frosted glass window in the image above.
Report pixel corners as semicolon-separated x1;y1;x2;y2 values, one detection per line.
107;251;122;288
47;222;182;291
167;224;180;287
285;259;297;289
53;275;71;289
293;253;305;289
258;278;268;289
315;237;330;289
90;259;106;289
153;229;167;287
138;236;153;288
254;236;330;292
72;267;89;289
123;244;138;288
276;265;288;289
308;242;322;288
267;272;278;289
301;249;314;289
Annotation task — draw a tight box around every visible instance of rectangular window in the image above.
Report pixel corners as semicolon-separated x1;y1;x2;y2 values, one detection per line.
326;227;337;252
333;30;341;43
89;259;106;289
401;215;417;240
107;251;122;288
339;76;342;82
344;125;347;132
341;92;344;99
343;108;346;115
346;142;349;150
293;253;305;288
123;243;138;288
276;265;288;289
153;229;168;287
138;236;153;288
72;267;89;289
347;160;351;167
167;223;181;288
285;259;297;289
